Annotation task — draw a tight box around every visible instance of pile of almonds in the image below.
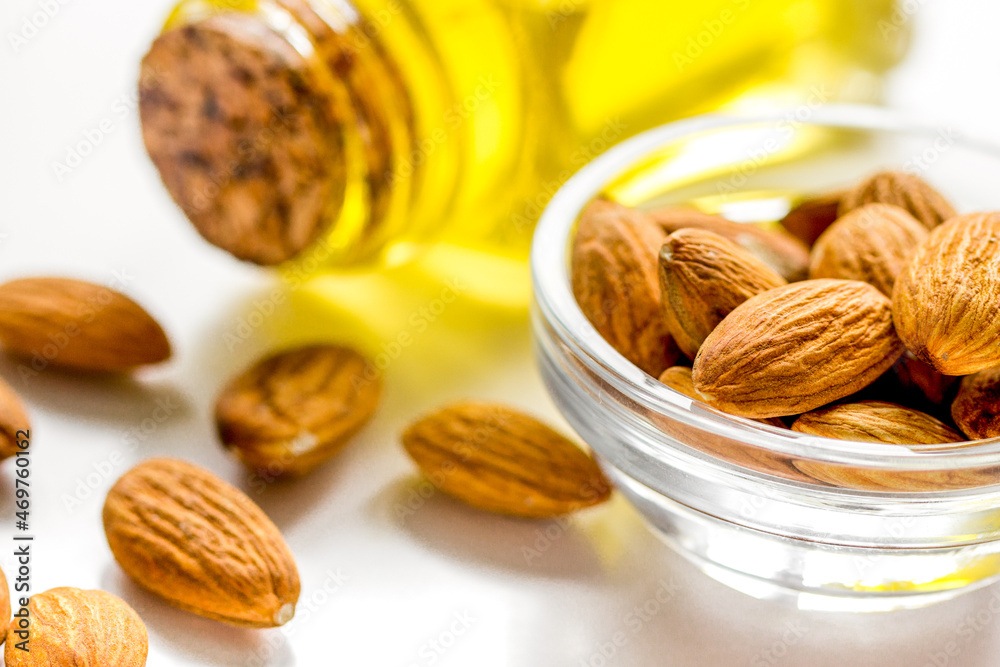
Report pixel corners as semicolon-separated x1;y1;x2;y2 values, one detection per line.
0;272;609;661
572;170;1000;447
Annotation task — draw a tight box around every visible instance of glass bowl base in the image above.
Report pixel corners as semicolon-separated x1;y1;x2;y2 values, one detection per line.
608;467;1000;613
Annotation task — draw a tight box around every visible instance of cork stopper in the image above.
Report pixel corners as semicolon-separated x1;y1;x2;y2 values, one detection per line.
139;14;345;265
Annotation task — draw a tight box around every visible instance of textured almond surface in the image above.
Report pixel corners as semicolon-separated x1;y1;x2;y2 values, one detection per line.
840;170;955;230
216;344;382;477
103;458;300;627
0;278;170;372
649;207;810;281
141;15;344;265
659;228;786;358
401;402;611;518
893;213;1000;375
572;199;678;376
791;400;964;444
0;378;29;462
952;367;1000;439
809;203;928;296
779;191;843;247
657;366;784;428
693;279;903;418
5;587;147;666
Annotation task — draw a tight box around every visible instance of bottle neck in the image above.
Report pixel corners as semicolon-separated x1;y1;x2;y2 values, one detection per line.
141;0;435;267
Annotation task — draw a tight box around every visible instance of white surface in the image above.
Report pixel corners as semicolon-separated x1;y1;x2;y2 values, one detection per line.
3;1;1000;665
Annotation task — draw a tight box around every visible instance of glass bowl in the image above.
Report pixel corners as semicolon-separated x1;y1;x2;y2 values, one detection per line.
531;104;1000;612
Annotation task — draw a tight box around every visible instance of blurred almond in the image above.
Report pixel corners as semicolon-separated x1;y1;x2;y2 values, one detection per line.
572;199;678;376
893;350;959;408
216;344;381;478
5;587;147;666
0;378;29;463
0;277;170;372
103;458;300;628
952;367;1000;439
402;402;611;518
649;207;810;281
809;203;927;296
779;191;843;246
659;228;786;358
791;400;964;444
893;213;1000;375
658;366;699;399
693;280;903;418
840;170;955;230
0;565;8;646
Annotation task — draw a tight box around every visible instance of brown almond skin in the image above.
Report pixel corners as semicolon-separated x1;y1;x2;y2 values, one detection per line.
840;170;955;230
0;278;170;372
572;199;679;376
893;213;1000;375
0;565;9;645
952;367;1000;439
658;366;784;428
5;588;147;666
791;400;964;444
659;228;786;358
658;366;699;399
649;207;810;282
693;279;904;418
779;191;843;247
0;378;29;463
893;350;959;408
809;203;928;296
103;458;300;628
216;344;382;478
401;402;611;518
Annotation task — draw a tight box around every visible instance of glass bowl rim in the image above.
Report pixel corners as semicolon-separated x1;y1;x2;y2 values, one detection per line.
531;103;1000;472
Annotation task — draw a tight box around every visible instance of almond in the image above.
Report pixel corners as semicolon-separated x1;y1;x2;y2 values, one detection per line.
216;344;381;478
893;213;1000;375
692;279;903;418
0;278;170;372
649;207;810;281
659;228;786;358
657;366;784;428
572;199;678;376
840;170;955;230
102;458;300;627
657;366;699;399
779;191;843;247
0;378;29;463
791;400;964;444
5;587;147;666
0;566;8;645
401;402;611;518
893;350;959;407
792;460;994;492
952;367;1000;439
809;203;928;296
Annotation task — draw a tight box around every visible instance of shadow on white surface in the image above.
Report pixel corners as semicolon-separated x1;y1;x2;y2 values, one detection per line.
101;565;296;667
378;474;611;581
0;355;193;428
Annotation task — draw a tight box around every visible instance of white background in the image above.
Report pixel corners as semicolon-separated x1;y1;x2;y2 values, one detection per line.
3;1;1000;665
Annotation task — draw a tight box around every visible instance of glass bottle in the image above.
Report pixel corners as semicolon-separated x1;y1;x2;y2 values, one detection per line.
139;0;907;275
